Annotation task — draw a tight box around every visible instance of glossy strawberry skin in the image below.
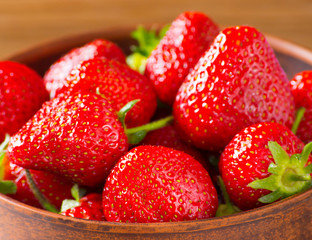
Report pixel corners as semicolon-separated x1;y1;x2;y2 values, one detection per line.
7;92;129;186
3;157;73;209
289;70;312;143
0;61;49;142
140;125;208;169
43;39;126;98
173;26;295;151
56;58;157;128
219;122;307;210
61;193;105;221
145;11;219;105
103;145;218;223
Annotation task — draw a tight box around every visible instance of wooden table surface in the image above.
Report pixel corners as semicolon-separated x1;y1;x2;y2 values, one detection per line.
0;0;312;60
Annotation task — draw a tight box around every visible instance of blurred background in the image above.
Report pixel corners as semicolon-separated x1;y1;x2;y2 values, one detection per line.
0;0;311;59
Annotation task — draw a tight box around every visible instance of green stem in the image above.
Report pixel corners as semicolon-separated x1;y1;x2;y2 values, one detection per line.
291;107;306;135
125;116;174;135
25;169;59;213
216;176;240;217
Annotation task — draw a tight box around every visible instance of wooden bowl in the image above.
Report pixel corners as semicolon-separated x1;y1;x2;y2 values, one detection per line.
1;26;312;240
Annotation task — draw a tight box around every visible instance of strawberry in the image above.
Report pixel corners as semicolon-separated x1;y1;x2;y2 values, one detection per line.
6;91;129;186
61;193;105;221
140;125;208;169
219;122;312;211
56;57;157;128
289;70;312;143
0;61;49;142
173;26;295;151
103;145;218;223
43;39;126;98
2;156;73;210
145;11;219;105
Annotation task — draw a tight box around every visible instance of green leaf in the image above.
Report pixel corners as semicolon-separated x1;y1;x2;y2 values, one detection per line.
298;141;312;167
25;169;59;213
268;141;289;167
248;175;277;192
71;184;86;202
258;189;283;203
126;53;147;74
60;199;80;213
125;115;173;144
249;141;312;205
304;164;312;174
291;107;306;135
215;176;241;217
0;180;17;194
127;24;170;73
267;162;279;174
127;130;147;145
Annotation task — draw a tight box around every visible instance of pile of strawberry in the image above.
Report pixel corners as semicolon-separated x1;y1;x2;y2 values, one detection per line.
1;11;312;223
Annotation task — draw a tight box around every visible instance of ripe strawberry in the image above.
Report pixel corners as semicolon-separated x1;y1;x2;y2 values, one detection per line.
2;156;73;209
219;122;312;211
0;61;49;142
140;125;208;168
56;57;157;128
6;91;129;186
103;145;218;223
43;39;126;98
61;193;105;221
145;11;219;105
289;70;312;143
174;26;295;151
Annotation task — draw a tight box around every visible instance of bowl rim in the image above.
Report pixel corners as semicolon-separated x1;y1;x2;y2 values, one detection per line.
0;188;312;233
1;26;312;233
4;25;312;67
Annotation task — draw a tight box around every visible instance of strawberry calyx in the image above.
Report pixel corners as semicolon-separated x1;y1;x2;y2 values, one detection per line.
60;184;86;212
126;25;169;73
291;107;306;135
248;141;312;204
216;176;241;217
118;99;174;144
25;169;59;213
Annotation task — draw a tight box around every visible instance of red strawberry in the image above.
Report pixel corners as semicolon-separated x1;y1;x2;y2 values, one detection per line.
61;193;105;221
43;39;126;98
173;26;295;151
2;155;73;209
140;125;208;168
56;58;157;128
289;70;312;143
0;61;49;142
6;91;129;186
103;145;218;223
145;11;219;105
219;122;312;211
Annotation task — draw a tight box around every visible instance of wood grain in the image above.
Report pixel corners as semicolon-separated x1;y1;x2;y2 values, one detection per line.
0;0;312;60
